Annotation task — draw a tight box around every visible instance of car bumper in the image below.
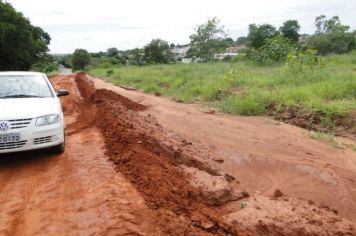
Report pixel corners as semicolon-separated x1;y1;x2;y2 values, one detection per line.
0;122;64;154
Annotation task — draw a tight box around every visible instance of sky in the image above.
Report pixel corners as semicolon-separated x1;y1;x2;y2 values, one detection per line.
5;0;356;54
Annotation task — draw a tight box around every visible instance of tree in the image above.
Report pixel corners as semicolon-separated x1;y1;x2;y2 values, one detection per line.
143;39;173;64
259;35;292;61
223;37;235;47
280;20;300;42
71;49;91;70
315;15;349;34
236;36;247;45
189;17;226;61
127;48;144;65
247;35;292;62
107;47;119;57
305;15;355;55
0;1;51;70
31;54;58;73
247;24;279;49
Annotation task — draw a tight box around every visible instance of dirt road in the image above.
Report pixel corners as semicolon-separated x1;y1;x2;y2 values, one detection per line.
0;76;156;235
0;74;355;235
93;74;356;220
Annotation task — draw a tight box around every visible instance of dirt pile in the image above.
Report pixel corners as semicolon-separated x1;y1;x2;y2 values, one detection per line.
73;73;356;235
227;194;356;236
75;73;242;235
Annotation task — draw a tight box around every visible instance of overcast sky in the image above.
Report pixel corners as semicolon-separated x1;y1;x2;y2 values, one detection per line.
5;0;356;53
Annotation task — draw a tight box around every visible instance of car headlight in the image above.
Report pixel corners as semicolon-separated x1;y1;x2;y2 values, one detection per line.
36;114;60;127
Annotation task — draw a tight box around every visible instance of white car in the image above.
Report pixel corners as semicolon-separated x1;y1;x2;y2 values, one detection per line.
0;72;69;154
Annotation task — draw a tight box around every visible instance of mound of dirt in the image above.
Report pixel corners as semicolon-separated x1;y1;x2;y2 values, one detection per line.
184;166;248;206
75;73;241;235
73;73;356;236
227;194;356;236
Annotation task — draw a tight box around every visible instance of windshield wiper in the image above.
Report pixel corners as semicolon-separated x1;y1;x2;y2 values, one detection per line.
0;94;44;99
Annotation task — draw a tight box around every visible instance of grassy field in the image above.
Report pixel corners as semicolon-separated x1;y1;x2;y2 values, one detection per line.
88;52;356;130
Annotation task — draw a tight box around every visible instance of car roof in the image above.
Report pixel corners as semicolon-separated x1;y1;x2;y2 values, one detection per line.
0;71;45;76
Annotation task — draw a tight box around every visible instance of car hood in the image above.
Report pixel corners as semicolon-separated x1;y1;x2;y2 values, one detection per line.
0;98;60;120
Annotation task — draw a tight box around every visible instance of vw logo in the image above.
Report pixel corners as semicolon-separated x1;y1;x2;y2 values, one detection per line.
0;121;10;132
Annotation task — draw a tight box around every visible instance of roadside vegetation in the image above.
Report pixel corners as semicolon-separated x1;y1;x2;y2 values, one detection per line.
0;1;56;73
309;131;356;150
1;0;355;133
86;15;355;134
88;52;356;132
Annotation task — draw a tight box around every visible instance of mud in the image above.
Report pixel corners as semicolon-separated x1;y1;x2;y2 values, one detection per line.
227;195;356;235
88;73;356;235
0;75;158;235
1;74;356;235
75;73;239;235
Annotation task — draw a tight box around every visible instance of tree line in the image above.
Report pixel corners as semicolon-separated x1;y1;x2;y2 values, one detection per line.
80;15;355;68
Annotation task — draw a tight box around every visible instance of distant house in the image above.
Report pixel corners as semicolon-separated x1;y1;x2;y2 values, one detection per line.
181;57;192;64
171;45;190;60
214;45;246;60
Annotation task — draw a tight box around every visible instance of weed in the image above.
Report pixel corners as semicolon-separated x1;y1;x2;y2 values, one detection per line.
308;131;351;149
89;52;356;131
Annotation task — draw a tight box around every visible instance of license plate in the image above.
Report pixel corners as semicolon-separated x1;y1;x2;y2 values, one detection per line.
0;134;20;143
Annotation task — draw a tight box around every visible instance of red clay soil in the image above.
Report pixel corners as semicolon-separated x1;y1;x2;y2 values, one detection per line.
3;74;355;235
75;73;241;235
84;73;356;235
75;73;356;235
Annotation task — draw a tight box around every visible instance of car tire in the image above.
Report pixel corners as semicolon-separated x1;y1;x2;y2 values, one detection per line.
53;142;65;154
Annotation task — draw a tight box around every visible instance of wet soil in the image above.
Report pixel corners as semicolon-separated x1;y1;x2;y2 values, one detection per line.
74;73;238;235
89;73;356;235
0;74;356;235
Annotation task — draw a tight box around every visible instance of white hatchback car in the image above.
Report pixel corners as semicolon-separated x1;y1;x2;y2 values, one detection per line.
0;72;69;154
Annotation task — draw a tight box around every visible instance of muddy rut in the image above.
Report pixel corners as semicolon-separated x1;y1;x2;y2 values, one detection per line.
0;75;238;236
0;76;153;235
0;74;356;236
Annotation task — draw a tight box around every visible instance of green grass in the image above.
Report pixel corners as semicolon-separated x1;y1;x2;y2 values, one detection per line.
308;131;341;148
308;131;356;150
88;52;356;130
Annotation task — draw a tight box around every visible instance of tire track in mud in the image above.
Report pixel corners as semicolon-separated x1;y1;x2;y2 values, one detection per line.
0;75;159;235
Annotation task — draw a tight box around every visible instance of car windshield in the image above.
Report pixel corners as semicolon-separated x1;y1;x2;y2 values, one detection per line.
0;75;53;98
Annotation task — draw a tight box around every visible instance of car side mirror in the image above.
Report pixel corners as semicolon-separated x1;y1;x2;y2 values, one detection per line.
57;89;69;97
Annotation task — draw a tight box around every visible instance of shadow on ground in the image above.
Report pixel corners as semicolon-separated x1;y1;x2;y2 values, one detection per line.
0;149;58;169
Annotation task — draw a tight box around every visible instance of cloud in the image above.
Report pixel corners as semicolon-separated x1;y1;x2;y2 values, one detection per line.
5;0;356;53
49;11;66;16
44;23;148;33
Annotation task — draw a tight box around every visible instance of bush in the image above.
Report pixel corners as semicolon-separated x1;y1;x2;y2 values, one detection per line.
72;49;91;71
247;35;293;63
305;33;355;55
31;62;57;74
286;49;319;73
304;15;356;55
222;55;233;62
260;35;292;61
106;69;114;77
